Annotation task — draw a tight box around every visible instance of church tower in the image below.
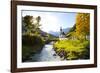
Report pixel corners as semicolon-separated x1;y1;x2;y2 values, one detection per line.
60;27;63;35
59;27;65;39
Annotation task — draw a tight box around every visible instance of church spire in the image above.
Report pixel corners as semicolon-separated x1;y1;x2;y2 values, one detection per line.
60;27;62;33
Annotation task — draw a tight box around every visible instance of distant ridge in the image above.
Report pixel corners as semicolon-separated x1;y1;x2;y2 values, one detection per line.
49;28;71;37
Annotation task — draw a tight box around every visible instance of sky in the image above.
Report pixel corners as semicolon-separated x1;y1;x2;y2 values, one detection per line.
22;10;76;33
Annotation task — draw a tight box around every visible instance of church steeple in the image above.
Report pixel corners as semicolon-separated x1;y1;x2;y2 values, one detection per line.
60;27;63;35
59;26;65;39
59;26;67;40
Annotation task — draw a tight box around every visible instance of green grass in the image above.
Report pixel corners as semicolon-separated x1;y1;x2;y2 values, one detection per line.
53;40;90;60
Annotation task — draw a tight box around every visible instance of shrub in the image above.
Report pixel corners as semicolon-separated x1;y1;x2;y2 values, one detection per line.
22;34;44;46
22;34;45;62
54;40;90;60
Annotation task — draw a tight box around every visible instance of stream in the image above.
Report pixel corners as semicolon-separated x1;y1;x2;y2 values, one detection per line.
26;42;63;62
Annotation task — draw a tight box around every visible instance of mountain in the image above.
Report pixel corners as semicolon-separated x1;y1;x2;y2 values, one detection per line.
39;30;56;38
49;31;59;37
49;28;71;37
63;28;71;34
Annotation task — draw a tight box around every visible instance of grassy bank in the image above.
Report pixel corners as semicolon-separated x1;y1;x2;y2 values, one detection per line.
53;40;90;60
22;34;45;62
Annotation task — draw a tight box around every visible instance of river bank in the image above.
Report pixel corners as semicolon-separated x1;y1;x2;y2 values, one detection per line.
53;40;90;60
24;42;63;62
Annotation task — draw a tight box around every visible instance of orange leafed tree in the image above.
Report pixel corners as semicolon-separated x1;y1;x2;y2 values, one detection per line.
75;13;90;39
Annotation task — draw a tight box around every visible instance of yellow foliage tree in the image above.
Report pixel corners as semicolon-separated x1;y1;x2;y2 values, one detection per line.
75;13;90;39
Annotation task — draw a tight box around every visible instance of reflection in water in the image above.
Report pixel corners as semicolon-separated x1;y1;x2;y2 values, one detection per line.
26;42;62;62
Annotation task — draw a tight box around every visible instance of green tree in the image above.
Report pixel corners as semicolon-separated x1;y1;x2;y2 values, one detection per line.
22;15;41;35
36;16;41;26
22;15;34;35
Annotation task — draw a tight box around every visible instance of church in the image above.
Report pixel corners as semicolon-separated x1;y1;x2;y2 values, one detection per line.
59;27;67;40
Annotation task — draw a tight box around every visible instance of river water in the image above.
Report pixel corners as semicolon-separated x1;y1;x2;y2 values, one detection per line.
26;42;62;62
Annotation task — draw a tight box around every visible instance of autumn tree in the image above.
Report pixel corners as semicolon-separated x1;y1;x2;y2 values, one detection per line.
75;13;90;39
